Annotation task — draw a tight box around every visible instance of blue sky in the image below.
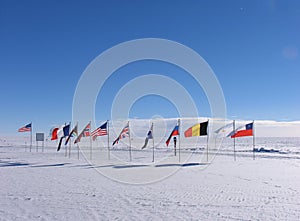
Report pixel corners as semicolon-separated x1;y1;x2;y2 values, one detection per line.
0;0;299;134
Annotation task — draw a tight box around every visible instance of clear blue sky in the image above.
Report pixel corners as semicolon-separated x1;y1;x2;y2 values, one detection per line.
1;0;299;134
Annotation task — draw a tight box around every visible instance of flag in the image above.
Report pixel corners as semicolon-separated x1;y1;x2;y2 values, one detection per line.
57;125;64;139
18;123;31;132
74;122;91;144
141;123;153;149
231;122;253;138
214;122;234;138
51;127;59;140
91;121;108;141
146;125;153;139
65;124;78;145
63;124;70;137
113;123;129;146
166;125;179;147
57;124;70;151
50;124;70;140
184;121;208;137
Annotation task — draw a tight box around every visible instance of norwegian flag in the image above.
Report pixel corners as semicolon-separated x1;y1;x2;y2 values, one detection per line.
112;123;129;146
83;123;90;137
74;122;91;144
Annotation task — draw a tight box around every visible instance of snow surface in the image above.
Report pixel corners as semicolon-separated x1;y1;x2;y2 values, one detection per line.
1;137;300;220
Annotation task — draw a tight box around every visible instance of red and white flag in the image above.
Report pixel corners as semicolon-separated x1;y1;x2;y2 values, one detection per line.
91;121;108;141
230;122;253;138
18;123;32;132
74;122;91;144
112;123;129;146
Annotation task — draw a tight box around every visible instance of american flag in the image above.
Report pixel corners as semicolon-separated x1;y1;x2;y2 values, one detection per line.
91;121;108;140
74;122;91;144
18;123;32;132
113;123;129;146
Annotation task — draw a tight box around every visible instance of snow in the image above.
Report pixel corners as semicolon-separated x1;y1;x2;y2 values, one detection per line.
1;137;300;220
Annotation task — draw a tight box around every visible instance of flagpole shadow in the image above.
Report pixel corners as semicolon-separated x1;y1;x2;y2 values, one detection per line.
155;162;207;168
113;164;149;169
79;163;206;169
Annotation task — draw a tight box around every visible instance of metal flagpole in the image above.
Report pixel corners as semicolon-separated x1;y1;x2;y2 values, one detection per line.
45;138;47;153
65;142;67;157
65;123;68;157
35;126;38;153
174;139;176;157
30;122;32;152
77;144;80;160
68;122;71;158
233;120;236;161
24;139;26;152
89;121;92;160
76;122;79;160
178;119;181;163
214;136;217;149
206;119;209;162
107;120;110;160
152;122;155;163
69;137;71;158
128;121;132;161
253;120;255;160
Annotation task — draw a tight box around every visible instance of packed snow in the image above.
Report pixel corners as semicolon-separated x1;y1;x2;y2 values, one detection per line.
1;135;300;220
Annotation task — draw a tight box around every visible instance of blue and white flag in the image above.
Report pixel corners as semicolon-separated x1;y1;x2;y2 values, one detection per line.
214;122;234;138
57;124;70;151
141;123;153;149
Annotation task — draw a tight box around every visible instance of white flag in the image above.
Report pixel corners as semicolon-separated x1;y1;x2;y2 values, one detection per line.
214;123;234;138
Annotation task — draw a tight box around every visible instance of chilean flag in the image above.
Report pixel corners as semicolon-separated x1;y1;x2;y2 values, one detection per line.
231;122;253;138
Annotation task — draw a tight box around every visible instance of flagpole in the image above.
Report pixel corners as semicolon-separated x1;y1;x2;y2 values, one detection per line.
174;122;177;157
128;121;132;162
152;122;155;163
174;138;176;157
206;119;209;162
233;120;236;161
69;122;72;158
107;120;110;160
214;136;217;149
45;138;47;153
77;144;80;160
65;141;67;157
64;123;68;157
76;122;79;160
89;121;92;160
178;119;181;163
253;120;255;160
35;123;38;153
30;122;32;152
42;138;44;153
69;137;71;158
